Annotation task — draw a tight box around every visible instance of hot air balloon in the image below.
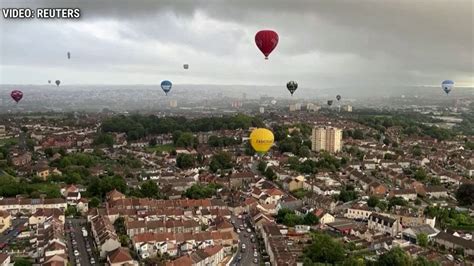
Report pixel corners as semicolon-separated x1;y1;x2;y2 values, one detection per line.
441;80;454;95
11;90;23;103
55;80;61;87
287;81;298;96
161;80;172;95
48;80;51;84
271;99;277;105
250;128;274;155
67;52;71;59
327;100;333;106
255;30;279;60
336;95;341;101
183;64;189;70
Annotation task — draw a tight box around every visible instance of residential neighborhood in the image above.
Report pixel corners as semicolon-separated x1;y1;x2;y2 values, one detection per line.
0;103;473;266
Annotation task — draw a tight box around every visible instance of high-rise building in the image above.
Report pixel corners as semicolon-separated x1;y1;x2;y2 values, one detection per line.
289;103;301;112
342;105;353;112
311;127;342;153
306;103;321;112
259;107;265;114
169;100;178;108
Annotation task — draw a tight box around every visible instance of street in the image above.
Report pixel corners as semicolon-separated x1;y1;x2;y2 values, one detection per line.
229;215;259;266
66;218;98;266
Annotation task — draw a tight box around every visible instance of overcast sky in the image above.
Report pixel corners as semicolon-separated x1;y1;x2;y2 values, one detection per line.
0;0;473;88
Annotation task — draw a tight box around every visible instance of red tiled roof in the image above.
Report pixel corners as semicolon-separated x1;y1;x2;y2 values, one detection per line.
108;247;133;264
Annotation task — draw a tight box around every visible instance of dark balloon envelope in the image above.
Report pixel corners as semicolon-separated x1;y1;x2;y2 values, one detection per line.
286;81;298;96
161;80;172;95
336;95;341;101
55;80;61;86
255;30;279;60
441;80;454;95
11;90;23;103
327;100;333;106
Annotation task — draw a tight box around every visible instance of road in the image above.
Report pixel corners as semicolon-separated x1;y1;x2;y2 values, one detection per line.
229;215;259;266
66;218;98;265
0;218;28;245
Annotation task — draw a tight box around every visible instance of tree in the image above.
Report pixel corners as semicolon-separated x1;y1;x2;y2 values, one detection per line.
414;168;428;182
412;146;423;157
257;161;267;173
93;133;114;147
140;180;162;199
149;138;157;147
368;196;380;208
376;247;411;266
176;153;195;169
264;167;277;181
185;184;221;199
414;256;440;266
417;233;428;247
353;129;365;139
65;205;78;217
14;258;32;266
303;213;319;225
389;197;408;209
456;184;474;206
113;217;127;235
303;232;346;264
209;152;233;173
176;132;196;148
89;197;101;208
338;186;358;202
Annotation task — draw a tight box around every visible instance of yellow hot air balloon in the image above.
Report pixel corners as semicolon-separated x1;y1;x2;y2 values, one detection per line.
250;128;274;154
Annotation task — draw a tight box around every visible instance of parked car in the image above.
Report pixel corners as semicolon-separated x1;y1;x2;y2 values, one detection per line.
74;250;80;256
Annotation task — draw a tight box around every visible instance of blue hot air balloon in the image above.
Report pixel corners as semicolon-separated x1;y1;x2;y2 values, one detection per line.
441;80;454;95
161;80;172;95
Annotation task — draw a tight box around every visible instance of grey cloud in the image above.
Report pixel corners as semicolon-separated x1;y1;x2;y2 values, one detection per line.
0;0;472;87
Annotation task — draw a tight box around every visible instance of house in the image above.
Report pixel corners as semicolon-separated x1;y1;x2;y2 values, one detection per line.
283;175;305;192
29;208;65;227
389;189;417;201
0;198;67;214
0;210;11;233
313;208;335;225
91;215;121;257
277;195;302;211
0;254;10;266
433;232;474;256
345;203;373;221
369;182;388;196
107;247;138;266
402;224;439;244
303;195;336;213
424;186;448;198
10;151;32;166
229;171;255;188
367;213;401;236
34;163;62;180
166;245;225;266
106;189;126;202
